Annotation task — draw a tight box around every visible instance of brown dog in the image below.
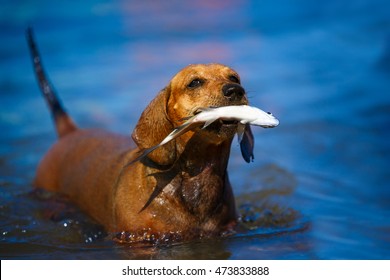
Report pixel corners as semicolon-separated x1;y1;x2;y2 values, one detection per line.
27;29;255;244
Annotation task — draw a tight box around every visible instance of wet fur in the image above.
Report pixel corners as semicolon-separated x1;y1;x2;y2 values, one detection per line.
27;28;253;243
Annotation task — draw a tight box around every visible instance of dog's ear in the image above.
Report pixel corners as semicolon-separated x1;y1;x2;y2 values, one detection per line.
240;124;255;163
132;87;176;166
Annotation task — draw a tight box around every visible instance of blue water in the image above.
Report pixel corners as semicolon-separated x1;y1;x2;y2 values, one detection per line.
1;0;389;259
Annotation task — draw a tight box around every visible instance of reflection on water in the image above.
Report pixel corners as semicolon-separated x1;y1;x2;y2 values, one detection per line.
0;170;307;260
1;0;390;259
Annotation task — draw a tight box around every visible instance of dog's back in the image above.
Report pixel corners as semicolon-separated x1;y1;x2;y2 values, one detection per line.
27;28;141;229
27;29;242;243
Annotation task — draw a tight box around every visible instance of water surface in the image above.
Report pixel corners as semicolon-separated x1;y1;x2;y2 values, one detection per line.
1;0;389;259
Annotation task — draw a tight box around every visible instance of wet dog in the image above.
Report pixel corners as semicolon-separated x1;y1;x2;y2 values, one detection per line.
27;28;255;244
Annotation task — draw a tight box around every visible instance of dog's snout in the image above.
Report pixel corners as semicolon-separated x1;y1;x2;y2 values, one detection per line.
222;84;245;102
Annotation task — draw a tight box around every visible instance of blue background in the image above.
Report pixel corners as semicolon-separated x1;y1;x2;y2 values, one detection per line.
0;0;389;259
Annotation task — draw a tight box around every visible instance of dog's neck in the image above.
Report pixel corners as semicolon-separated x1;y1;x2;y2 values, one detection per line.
172;135;235;220
141;132;236;228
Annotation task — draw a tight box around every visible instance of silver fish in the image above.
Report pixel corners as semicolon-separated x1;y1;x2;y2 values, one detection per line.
189;105;279;141
127;105;279;165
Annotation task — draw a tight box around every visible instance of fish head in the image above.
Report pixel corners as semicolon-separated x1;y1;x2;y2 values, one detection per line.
250;109;280;128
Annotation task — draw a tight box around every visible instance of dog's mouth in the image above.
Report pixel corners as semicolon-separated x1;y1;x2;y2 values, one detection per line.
220;120;238;126
201;119;239;139
191;106;241;137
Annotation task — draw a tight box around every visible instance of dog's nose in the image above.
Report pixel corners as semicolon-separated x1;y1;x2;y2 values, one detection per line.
222;84;245;102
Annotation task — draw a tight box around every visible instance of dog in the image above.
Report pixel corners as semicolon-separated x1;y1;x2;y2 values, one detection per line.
27;28;255;244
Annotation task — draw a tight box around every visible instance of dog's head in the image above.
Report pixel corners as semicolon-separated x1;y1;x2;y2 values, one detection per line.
132;63;250;166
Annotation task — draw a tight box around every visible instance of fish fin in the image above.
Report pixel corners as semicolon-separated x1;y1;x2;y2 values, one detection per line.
191;106;220;128
202;118;218;128
240;124;255;163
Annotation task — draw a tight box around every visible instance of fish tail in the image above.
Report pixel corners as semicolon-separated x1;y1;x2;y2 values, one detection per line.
124;120;196;166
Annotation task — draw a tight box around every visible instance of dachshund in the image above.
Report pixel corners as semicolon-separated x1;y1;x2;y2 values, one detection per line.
27;28;255;244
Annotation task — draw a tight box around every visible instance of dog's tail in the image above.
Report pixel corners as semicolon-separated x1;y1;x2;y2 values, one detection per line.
26;27;77;138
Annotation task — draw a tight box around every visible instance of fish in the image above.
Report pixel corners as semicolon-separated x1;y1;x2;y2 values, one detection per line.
191;105;278;128
126;105;279;165
188;105;279;140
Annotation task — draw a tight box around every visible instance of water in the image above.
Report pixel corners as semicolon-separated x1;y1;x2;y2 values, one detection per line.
1;0;389;259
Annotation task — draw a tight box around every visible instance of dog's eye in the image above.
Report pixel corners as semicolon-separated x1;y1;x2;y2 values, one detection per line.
187;79;204;89
229;75;240;84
